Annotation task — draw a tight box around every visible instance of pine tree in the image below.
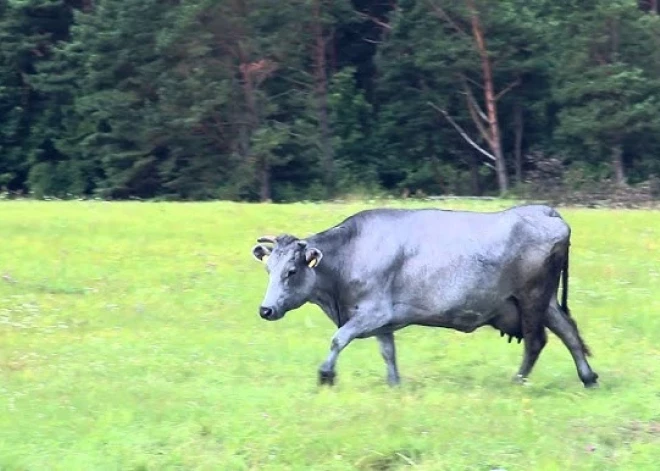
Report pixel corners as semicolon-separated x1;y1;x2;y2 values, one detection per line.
549;0;660;185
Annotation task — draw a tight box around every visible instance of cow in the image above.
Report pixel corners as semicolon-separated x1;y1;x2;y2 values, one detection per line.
250;204;599;388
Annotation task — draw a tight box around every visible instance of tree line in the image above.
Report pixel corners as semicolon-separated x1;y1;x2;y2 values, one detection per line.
1;0;660;202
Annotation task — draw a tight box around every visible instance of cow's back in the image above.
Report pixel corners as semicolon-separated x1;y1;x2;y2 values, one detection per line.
332;209;515;305
345;207;520;260
343;205;568;252
338;206;569;313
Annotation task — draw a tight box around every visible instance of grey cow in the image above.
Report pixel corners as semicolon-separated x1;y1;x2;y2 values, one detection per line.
251;204;599;388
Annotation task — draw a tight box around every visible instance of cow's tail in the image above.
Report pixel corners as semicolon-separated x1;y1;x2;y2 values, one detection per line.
560;241;592;357
561;242;569;314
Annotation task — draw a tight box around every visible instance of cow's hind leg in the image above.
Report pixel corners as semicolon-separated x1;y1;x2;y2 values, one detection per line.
513;297;548;384
545;301;599;388
377;333;400;386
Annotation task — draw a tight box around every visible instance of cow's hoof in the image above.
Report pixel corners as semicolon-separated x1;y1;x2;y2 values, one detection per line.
512;374;528;385
387;377;401;387
318;370;336;386
582;372;599;389
583;377;599;389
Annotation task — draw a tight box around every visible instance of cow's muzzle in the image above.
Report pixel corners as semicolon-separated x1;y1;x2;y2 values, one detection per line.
259;306;277;320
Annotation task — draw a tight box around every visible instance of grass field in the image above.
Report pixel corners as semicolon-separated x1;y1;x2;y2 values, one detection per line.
1;199;659;470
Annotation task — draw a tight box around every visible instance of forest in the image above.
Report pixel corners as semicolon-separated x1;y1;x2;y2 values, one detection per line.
1;0;660;202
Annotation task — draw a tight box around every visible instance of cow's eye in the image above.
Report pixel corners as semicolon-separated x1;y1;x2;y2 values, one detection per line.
286;268;297;278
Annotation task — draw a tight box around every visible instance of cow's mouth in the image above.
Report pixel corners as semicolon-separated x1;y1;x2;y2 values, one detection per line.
259;306;283;321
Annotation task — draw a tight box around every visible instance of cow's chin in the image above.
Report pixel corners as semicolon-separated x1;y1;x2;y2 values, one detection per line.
264;310;286;321
269;299;307;321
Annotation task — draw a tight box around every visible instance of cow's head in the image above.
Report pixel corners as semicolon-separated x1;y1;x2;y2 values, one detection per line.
251;234;323;321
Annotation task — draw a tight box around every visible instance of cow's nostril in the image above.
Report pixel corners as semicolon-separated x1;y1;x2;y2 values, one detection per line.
259;306;274;319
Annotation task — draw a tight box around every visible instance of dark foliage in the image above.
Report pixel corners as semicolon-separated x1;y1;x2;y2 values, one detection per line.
1;0;659;201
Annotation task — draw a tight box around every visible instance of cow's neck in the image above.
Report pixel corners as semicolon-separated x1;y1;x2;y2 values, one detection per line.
305;227;351;328
310;284;345;328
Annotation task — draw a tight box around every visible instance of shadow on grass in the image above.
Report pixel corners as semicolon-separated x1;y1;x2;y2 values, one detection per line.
3;276;90;295
354;448;422;470
385;367;622;399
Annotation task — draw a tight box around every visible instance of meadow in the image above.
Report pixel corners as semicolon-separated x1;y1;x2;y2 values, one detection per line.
0;199;659;471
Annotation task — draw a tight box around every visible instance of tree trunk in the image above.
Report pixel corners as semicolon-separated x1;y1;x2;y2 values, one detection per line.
493;146;508;195
241;70;270;201
513;103;524;185
639;0;658;13
313;0;335;198
238;47;271;201
470;152;482;196
612;143;626;186
232;0;271;202
259;158;271;202
465;0;508;195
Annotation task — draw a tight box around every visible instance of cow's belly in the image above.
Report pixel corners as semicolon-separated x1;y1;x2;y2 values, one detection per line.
385;255;515;332
356;322;411;338
391;302;498;333
354;299;515;338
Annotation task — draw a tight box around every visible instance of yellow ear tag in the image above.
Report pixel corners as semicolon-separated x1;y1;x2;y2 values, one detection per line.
262;255;270;263
307;259;318;268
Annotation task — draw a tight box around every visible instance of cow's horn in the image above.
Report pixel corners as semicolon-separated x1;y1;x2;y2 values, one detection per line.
257;235;277;244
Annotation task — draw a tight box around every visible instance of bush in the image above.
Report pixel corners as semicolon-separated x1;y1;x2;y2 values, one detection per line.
521;150;658;208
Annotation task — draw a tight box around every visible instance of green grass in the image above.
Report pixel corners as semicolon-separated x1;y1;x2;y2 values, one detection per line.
1;199;659;471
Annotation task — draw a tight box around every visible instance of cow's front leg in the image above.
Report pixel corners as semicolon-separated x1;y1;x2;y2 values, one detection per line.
377;333;400;386
318;307;391;386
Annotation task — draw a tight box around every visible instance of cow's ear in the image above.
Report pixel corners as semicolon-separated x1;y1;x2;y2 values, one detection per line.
252;244;272;262
305;247;323;268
